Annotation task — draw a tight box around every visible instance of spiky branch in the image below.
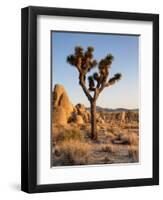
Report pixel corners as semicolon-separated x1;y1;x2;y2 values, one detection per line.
67;46;97;101
67;46;121;101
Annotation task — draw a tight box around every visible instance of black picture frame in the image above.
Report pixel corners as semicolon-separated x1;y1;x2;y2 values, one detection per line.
21;6;159;193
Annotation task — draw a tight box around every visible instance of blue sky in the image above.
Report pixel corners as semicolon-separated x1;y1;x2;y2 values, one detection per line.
52;31;139;109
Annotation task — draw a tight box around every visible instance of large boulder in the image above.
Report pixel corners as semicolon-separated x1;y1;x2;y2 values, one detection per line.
52;84;74;124
75;104;90;123
52;84;109;125
75;115;84;124
53;106;67;125
68;103;91;124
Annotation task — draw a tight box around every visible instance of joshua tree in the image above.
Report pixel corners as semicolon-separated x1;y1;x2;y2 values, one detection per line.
67;46;122;140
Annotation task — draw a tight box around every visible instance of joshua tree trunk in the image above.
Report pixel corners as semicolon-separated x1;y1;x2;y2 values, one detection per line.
90;100;97;140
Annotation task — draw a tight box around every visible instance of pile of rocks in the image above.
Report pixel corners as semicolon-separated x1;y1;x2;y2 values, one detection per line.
52;84;138;126
69;103;90;124
52;84;91;125
101;111;139;123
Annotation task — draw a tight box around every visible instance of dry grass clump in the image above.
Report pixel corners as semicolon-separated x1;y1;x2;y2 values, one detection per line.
52;126;91;165
113;132;138;145
54;139;91;165
53;128;84;143
99;144;115;153
128;145;139;161
105;131;117;140
52;124;64;142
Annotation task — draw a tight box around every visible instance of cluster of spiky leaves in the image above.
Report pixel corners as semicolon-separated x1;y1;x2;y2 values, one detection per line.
108;73;122;85
67;46;97;73
67;46;122;97
87;53;121;91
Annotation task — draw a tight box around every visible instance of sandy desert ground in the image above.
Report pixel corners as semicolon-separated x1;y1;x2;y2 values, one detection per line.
51;84;139;166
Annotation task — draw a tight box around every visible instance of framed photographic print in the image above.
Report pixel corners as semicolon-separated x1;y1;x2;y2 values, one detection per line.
21;6;159;193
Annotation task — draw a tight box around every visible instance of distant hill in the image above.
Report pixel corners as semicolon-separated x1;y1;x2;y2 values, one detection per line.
87;106;138;113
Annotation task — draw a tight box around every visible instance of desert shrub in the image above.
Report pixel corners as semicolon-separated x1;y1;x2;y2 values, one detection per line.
106;131;116;140
54;128;84;143
100;144;115;153
55;139;91;165
128;145;139;161
52;125;64;142
120;132;138;145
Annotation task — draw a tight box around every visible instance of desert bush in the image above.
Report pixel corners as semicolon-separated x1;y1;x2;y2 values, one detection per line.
100;144;115;153
128;145;139;161
55;139;91;165
105;131;116;140
54;128;84;143
127;133;138;145
120;132;138;145
52;124;64;141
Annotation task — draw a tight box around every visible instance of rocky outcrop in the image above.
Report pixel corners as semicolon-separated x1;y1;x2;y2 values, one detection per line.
75;104;90;123
52;84;74;125
52;84;138;126
74;115;84;124
52;85;91;125
100;111;139;123
68;104;90;124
